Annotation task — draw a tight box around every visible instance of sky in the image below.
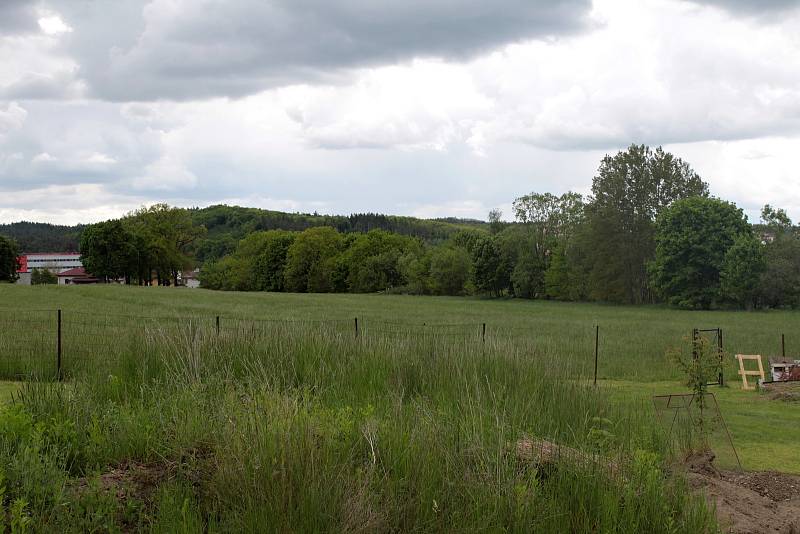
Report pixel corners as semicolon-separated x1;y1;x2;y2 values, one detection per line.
1;0;799;225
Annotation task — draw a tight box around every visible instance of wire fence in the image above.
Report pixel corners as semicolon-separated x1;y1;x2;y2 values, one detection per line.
0;307;795;383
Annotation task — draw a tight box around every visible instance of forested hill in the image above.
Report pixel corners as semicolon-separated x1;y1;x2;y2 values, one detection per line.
189;205;487;261
0;222;83;252
0;205;486;260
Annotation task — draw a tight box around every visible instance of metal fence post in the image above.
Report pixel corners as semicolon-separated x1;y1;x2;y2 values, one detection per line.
57;309;62;381
782;333;786;358
481;323;486;343
354;317;359;339
216;315;220;336
718;328;724;387
593;325;599;386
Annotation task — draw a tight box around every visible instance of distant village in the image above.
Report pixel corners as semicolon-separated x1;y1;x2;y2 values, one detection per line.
15;252;200;287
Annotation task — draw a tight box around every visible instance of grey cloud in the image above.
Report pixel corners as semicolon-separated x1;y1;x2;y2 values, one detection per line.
49;0;591;101
0;70;85;100
688;0;800;15
0;0;40;35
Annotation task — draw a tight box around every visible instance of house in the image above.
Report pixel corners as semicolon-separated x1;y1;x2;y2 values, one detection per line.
16;252;83;284
57;267;100;285
180;269;201;288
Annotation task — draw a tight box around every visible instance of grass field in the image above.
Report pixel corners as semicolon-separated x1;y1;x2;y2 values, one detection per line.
0;284;798;531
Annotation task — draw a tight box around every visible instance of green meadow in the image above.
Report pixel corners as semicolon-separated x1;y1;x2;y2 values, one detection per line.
0;284;798;531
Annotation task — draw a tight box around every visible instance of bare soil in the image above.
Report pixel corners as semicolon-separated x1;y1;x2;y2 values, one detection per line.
686;452;800;534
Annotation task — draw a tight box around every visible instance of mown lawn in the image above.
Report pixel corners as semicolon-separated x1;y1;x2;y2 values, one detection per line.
604;380;800;474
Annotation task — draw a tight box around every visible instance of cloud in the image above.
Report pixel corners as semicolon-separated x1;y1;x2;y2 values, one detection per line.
0;0;41;35
688;0;800;16
47;0;592;101
0;102;27;139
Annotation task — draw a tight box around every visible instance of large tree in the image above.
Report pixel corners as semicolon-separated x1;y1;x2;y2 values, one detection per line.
720;234;766;310
650;196;750;309
0;234;20;282
510;191;584;299
583;145;708;304
79;220;137;282
126;204;207;285
283;227;343;293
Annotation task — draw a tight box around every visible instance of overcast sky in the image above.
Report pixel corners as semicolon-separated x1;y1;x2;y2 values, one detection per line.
1;0;799;225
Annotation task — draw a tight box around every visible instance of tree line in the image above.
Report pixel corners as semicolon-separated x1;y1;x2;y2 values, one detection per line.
200;144;800;310
3;143;798;310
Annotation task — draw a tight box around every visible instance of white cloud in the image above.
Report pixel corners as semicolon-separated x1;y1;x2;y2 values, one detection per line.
0;102;27;137
38;15;72;36
1;0;800;224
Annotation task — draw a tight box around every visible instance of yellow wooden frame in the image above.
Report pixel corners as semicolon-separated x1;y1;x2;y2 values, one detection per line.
735;354;765;390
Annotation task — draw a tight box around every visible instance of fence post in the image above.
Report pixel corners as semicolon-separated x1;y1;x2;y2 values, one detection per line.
57;309;62;381
593;325;599;386
782;333;786;358
482;323;486;343
718;328;724;386
354;317;359;339
216;315;220;336
692;328;699;361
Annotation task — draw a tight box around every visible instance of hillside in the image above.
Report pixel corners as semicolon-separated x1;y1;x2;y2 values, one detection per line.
0;205;487;261
0;221;84;252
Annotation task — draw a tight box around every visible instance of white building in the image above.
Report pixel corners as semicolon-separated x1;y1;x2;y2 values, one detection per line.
16;252;83;285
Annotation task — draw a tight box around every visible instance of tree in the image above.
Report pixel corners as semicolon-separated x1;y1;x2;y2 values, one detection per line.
583;145;708;304
429;246;471;296
650;197;750;309
487;209;504;235
471;236;510;296
760;204;792;234
0;235;20;282
31;268;57;285
127;204;207;286
342;230;417;293
720;234;765;309
252;231;296;292
284;227;343;292
759;231;800;309
79;220;137;282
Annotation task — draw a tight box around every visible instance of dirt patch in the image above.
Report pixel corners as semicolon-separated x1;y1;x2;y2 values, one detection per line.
686;453;800;534
762;381;800;402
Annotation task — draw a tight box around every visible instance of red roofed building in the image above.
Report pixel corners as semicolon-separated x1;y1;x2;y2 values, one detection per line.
56;267;100;285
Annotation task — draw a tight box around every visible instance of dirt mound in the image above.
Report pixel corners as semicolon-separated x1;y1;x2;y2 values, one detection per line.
687;458;800;534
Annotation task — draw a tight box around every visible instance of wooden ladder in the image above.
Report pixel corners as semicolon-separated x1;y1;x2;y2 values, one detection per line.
735;354;765;390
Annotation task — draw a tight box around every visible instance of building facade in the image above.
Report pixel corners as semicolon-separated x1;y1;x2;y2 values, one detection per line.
16;253;83;285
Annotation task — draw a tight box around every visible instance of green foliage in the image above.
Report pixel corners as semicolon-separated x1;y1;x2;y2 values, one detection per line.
471;236;510;296
0;222;82;253
429;246;471;295
650;196;750;309
760;204;792;233
759;232;800;309
720;234;765;309
582;145;708;304
284;227;343;293
79;219;137;282
667;335;725;448
30;268;57;286
0;235;21;283
343;230;418;293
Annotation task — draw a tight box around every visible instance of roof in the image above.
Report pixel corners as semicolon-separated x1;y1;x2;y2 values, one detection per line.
20;252;81;256
769;357;798;366
57;267;88;277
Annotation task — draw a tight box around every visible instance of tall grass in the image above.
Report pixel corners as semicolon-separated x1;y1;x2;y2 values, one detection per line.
0;316;717;532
